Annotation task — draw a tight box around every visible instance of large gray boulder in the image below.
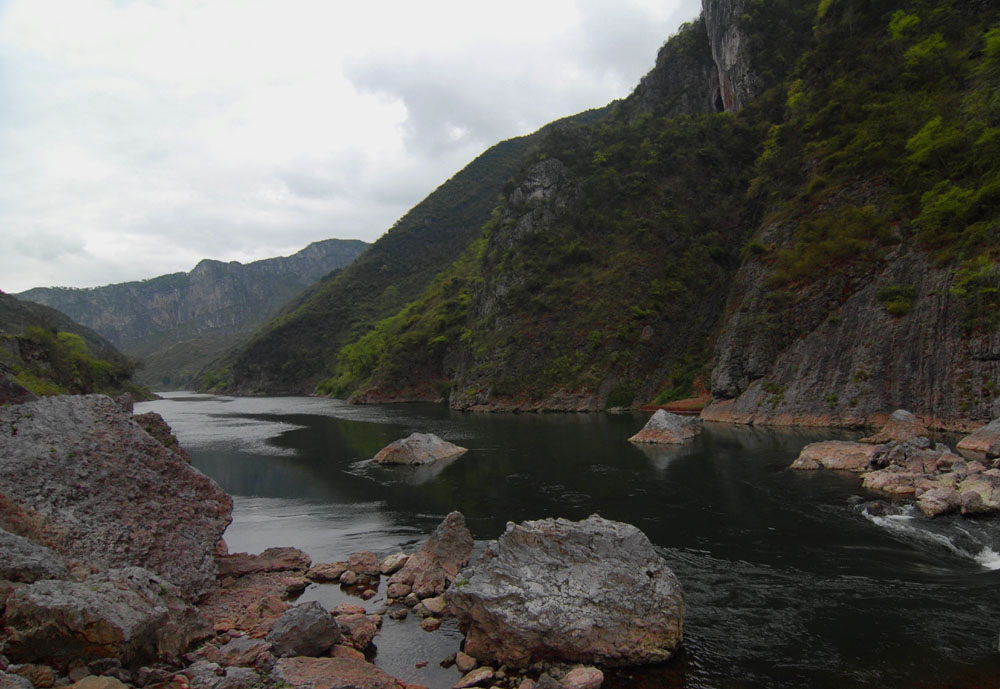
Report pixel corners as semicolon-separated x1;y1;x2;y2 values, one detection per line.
0;395;232;598
2;566;211;670
387;511;473;600
372;432;467;465
447;515;685;668
266;601;341;658
628;410;701;444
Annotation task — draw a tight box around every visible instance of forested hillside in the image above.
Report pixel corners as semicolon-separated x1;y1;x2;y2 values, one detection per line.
0;292;144;399
216;0;1000;428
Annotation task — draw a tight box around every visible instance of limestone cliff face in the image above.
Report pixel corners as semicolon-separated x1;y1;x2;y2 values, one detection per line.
701;0;756;112
17;239;367;388
705;242;1000;431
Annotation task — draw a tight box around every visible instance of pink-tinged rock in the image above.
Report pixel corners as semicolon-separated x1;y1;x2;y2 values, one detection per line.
336;614;378;651
628;410;701;445
958;418;1000;453
419;617;441;632
421;596;447;616
330;645;365;661
133;412;192;464
3;567;211;671
454;652;476;674
69;678;129;689
861;409;929;444
378;553;409;575
0;395;232;598
306;562;349;583
332;604;366;617
386;583;412;599
216;548;312;579
956;473;1000;513
373;433;468;466
388;512;473;600
791;441;881;472
452;667;493;689
348;552;380;578
916;487;961;517
861;467;918;496
447;516;684;668
216;637;272;667
272;657;400;689
562;667;604;689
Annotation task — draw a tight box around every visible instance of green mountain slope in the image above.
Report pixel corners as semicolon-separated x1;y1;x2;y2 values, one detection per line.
325;0;999;426
213;109;610;395
214;0;998;428
0;292;144;399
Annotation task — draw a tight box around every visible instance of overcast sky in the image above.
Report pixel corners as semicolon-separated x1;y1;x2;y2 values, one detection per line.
0;0;703;293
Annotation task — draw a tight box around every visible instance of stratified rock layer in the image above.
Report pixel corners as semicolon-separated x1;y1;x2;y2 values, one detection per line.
372;432;468;466
628;410;701;444
0;395;232;597
447;515;685;668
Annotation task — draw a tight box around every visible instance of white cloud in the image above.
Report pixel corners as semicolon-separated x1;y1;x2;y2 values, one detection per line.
0;0;702;293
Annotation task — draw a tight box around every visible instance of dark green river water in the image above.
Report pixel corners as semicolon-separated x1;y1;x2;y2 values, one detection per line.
137;393;1000;689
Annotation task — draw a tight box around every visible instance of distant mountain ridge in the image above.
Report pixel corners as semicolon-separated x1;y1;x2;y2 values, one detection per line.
17;238;368;389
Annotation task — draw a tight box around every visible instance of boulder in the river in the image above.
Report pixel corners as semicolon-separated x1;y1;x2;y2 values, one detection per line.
372;432;468;465
790;441;883;472
957;417;1000;454
265;601;341;658
628;410;701;444
387;511;474;601
0;395;232;598
446;515;685;668
861;409;930;445
3;567;211;671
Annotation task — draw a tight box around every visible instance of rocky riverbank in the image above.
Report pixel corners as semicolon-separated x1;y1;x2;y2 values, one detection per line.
1;394;690;689
790;409;1000;517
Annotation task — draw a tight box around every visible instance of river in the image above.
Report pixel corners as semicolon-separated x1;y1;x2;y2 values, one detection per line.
136;392;1000;689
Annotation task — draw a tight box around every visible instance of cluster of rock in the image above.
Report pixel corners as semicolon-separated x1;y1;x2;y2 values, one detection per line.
628;410;702;444
373;433;468;466
790;410;1000;517
1;394;690;689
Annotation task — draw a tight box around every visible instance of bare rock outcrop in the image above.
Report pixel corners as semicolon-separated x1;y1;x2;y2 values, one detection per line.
3;567;211;671
628;410;701;444
386;511;473;601
0;395;232;598
447;515;685;668
373;433;467;466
